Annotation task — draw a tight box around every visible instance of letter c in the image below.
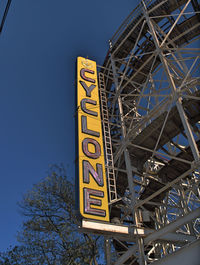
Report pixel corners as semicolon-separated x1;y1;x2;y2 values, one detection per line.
80;68;95;83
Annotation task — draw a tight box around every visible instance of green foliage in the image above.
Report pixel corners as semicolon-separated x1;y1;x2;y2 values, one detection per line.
0;166;101;265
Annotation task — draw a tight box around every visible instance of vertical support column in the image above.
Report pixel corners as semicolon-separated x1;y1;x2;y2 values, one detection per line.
110;51;136;220
105;237;111;265
109;46;146;265
179;185;196;235
141;0;200;163
176;100;199;162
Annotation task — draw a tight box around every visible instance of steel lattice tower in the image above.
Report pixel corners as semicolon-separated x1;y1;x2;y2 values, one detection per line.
98;0;200;264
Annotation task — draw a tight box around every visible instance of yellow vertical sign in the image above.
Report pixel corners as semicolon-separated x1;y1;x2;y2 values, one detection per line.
77;57;109;222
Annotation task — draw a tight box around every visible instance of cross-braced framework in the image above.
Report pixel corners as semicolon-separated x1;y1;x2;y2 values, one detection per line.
99;0;200;264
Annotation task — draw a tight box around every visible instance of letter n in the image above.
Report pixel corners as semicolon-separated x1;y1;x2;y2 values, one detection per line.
83;160;104;187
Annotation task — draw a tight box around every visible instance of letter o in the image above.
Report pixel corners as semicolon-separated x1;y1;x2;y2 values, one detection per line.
82;138;101;159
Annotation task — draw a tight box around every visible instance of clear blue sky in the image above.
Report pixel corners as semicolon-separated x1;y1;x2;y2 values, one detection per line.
0;0;138;251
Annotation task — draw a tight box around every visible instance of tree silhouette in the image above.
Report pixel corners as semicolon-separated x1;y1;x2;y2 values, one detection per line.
0;166;101;265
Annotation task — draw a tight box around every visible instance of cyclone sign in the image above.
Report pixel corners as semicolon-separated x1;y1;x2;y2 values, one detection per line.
76;57;109;222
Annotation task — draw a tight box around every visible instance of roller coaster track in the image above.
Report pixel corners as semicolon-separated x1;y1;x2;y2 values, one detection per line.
100;0;200;264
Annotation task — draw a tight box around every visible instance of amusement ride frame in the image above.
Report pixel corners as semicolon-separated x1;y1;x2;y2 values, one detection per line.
94;0;200;264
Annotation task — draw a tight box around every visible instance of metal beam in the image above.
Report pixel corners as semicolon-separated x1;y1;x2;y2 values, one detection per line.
135;168;194;208
152;239;200;265
115;207;200;264
142;0;200;162
160;0;192;47
110;47;147;265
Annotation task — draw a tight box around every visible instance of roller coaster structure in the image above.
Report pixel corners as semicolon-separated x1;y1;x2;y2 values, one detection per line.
95;0;200;264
